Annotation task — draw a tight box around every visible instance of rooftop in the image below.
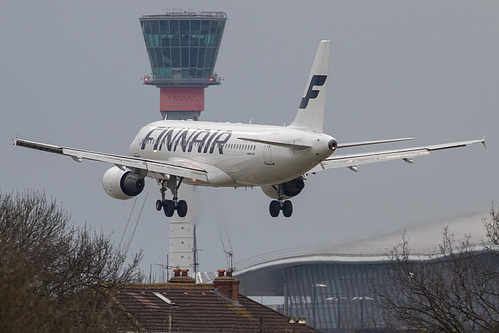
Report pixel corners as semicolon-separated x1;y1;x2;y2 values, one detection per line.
234;212;489;273
140;10;227;20
113;270;318;332
233;212;490;296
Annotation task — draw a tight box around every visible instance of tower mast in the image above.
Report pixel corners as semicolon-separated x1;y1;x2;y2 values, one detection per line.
139;10;227;275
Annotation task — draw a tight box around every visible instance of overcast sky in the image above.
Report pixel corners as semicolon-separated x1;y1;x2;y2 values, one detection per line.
1;1;497;275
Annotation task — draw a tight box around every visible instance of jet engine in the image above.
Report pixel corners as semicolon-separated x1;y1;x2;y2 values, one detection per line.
261;177;306;200
102;166;145;200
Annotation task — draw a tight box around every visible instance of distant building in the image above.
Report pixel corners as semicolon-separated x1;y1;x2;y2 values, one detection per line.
114;269;319;332
234;213;496;332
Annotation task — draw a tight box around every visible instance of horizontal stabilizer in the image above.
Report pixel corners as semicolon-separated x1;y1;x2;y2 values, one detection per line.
310;137;485;173
338;137;415;148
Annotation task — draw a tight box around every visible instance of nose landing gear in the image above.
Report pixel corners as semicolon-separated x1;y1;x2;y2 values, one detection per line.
155;176;188;218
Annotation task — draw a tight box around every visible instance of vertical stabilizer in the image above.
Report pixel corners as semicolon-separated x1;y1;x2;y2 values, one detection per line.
289;40;331;133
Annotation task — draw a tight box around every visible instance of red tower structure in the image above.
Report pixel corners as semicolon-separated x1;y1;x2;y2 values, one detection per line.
140;10;227;120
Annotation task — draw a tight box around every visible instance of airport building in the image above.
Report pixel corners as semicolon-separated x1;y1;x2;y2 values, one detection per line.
234;214;496;331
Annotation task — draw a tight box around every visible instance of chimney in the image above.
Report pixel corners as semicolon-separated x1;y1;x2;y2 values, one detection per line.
213;269;240;304
169;269;195;284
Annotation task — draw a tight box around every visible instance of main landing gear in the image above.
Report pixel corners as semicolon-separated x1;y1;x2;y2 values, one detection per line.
155;176;188;218
269;184;293;218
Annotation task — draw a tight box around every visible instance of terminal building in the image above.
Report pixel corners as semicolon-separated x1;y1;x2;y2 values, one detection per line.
233;213;495;331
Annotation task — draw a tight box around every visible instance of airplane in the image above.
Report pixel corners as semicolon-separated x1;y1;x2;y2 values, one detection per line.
14;40;486;218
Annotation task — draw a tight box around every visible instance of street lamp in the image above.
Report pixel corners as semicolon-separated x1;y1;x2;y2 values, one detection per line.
352;296;374;328
312;283;327;329
326;296;346;330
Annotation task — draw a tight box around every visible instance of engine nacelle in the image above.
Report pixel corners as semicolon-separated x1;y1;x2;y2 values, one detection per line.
261;177;306;200
102;166;145;200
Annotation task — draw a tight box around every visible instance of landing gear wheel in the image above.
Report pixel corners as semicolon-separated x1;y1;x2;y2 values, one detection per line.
176;200;188;218
282;200;293;217
269;200;281;217
158;176;189;218
163;200;175;217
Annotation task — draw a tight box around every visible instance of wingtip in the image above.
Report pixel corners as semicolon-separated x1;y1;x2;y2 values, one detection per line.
481;134;487;149
13;133;19;146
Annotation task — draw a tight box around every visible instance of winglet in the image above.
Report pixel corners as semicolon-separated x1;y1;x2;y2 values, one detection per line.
481;134;487;149
13;133;19;146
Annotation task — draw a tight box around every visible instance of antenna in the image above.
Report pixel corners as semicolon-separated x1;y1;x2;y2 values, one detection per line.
153;263;169;283
226;250;233;272
149;256;178;283
193;225;202;279
219;227;234;271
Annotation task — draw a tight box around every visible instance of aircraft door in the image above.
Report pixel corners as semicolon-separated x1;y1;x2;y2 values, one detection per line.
133;138;141;157
264;133;277;165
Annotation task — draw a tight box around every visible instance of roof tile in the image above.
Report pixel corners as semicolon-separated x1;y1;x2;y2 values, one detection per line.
114;282;318;332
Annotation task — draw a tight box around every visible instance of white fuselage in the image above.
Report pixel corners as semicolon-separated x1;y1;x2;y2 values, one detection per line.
129;119;336;187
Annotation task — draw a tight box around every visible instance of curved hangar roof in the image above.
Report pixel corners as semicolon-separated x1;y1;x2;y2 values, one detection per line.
234;212;489;296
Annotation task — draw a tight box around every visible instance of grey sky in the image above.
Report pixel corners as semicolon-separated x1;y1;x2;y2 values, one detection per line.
1;1;497;274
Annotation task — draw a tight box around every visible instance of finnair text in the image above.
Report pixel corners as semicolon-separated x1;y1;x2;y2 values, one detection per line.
141;127;232;154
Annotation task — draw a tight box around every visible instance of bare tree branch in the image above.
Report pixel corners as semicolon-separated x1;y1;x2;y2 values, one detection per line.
374;211;499;332
0;190;143;332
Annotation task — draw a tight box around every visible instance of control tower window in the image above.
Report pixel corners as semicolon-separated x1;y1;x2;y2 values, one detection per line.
180;21;190;46
169;20;180;47
140;14;226;80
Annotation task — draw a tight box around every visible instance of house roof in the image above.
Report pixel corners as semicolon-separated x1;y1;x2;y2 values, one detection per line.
114;280;318;332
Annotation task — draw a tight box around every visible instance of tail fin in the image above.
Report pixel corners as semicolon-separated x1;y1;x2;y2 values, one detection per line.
289;40;331;133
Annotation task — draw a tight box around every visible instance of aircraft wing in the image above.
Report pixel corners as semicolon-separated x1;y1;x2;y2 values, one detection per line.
13;137;208;181
310;137;486;173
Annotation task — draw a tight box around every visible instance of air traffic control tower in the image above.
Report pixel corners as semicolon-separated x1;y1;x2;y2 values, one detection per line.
140;11;227;120
139;10;227;275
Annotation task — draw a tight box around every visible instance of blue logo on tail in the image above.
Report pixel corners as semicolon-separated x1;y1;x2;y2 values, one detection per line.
299;75;327;109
